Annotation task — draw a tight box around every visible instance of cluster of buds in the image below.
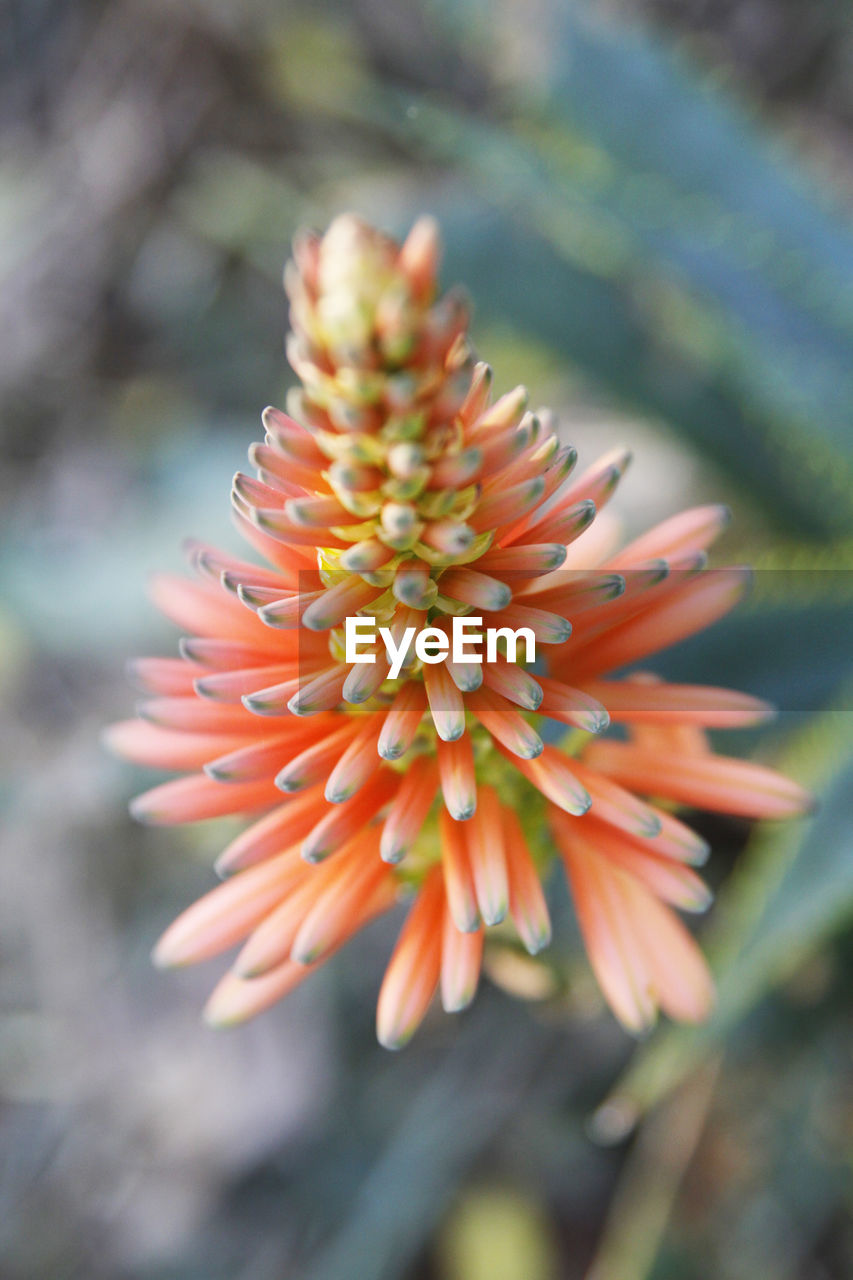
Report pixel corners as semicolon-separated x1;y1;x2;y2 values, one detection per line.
110;216;810;1047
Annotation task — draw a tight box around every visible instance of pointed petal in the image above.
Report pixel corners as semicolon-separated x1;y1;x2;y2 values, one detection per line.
274;719;362;792
131;774;279;825
568;568;750;680
215;784;329;873
570;760;664;838
440;911;484;1012
290;834;393;964
438;567;512;612
559;834;657;1032
286;665;347;716
499;744;591;816
203;961;317;1026
380;756;440;863
439;806;480;931
324;716;383;802
581;742;812;820
538;676;610;734
580;679;775;728
464;786;509;926
481;657;542;710
467;687;543;759
437;734;477;821
104;720;245;771
376;869;444;1049
377;682;427;760
127;657;199;696
423;661;466;742
503;809;552;954
608;504;730;569
196;663;298;704
302;770;400;862
137;697;259;734
152;845;305;967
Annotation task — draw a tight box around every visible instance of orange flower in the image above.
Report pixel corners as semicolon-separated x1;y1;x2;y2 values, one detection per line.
108;216;811;1048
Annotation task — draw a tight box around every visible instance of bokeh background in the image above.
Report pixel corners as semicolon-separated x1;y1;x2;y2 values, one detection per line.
2;1;853;1277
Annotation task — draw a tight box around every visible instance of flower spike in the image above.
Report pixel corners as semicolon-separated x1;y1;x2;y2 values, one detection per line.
112;214;810;1048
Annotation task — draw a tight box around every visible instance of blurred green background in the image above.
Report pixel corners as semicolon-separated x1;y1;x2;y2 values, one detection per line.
2;1;853;1277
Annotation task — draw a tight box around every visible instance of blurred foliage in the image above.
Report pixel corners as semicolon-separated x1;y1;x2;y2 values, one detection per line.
2;1;853;1278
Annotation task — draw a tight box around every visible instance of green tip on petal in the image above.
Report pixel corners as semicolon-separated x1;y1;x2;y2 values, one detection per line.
376;1027;411;1052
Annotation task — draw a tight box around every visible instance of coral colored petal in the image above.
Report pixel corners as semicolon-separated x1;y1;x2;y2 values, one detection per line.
324;716;383;802
469;476;545;533
291;836;392;964
608;504;730;569
439;807;480;931
149;573;282;650
580;680;774;728
376;869;444;1050
128;657;199;696
551;809;711;914
440;910;483;1013
437;734;477;821
642;808;710;866
138;697;260;734
569;761;663;839
537;676;610;734
204;961;319;1027
467;687;543;759
380;756;440;864
559;837;657;1032
131;774;280;825
377;683;427;760
481;657;542;711
300;576;382;630
206;719;338;783
104;720;246;772
484;602;572;646
152;844;306;967
342;651;390;705
438;567;512;612
423;661;466;742
464;786;509;926
498;744;591;816
503;809;552;955
554;446;631;513
179;637;279;669
195;663;299;704
215;786;329;874
628;883;715;1024
477;543;568;577
287;665;348;716
581;742;812;820
234;872;332;976
568;568;750;680
507;498;595;549
523;571;625;614
275;719;363;792
183;538;287;590
302;770;400;862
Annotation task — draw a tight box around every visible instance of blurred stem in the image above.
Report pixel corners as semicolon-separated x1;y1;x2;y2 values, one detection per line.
302;1000;560;1280
586;1059;722;1280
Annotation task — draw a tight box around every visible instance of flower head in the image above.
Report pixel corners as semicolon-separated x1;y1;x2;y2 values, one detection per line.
109;215;811;1048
